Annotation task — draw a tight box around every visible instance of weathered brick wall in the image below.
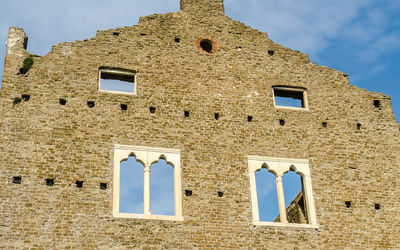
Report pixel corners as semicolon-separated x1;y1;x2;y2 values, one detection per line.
1;0;399;248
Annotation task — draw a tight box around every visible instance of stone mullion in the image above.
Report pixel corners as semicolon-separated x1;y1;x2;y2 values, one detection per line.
276;175;288;223
144;164;151;215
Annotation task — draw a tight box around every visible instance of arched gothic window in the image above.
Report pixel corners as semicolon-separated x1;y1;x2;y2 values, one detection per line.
248;156;318;228
113;145;183;221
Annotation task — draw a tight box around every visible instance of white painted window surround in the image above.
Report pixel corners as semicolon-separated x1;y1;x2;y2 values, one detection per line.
248;156;318;229
113;144;183;221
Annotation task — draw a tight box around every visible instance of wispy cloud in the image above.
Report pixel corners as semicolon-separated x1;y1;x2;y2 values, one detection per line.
355;34;400;64
1;0;178;56
1;0;399;68
0;0;399;120
227;0;400;69
227;0;373;54
0;0;178;83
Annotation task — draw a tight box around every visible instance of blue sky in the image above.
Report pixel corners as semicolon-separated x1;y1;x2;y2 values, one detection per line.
0;0;399;123
0;0;399;220
120;157;174;215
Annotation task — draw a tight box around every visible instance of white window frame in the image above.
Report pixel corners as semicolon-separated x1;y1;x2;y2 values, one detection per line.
272;86;309;111
248;156;318;228
98;68;137;95
113;144;183;221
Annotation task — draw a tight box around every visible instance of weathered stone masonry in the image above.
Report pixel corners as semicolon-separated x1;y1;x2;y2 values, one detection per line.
1;0;399;248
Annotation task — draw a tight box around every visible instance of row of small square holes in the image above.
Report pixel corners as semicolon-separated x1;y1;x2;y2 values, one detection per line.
11;177;225;197
11;176;107;190
17;95;383;111
14;96;381;128
322;122;363;130
112;32;276;56
345;201;381;210
10;178;384;206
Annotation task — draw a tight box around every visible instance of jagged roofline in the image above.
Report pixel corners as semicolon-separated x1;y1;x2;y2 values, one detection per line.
5;0;226;59
5;1;393;103
2;0;398;111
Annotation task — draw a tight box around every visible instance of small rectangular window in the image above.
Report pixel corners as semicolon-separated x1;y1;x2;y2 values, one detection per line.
99;68;136;94
273;87;308;110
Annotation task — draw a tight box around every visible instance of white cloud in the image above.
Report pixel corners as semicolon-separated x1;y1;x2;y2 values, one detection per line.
227;0;373;54
355;34;400;63
13;0;177;54
1;0;398;68
0;0;399;120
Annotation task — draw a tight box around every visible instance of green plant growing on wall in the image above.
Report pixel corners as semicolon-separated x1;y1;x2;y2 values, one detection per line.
12;97;22;105
19;57;34;74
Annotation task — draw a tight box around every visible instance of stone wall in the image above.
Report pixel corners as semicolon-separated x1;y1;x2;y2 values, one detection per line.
0;0;399;248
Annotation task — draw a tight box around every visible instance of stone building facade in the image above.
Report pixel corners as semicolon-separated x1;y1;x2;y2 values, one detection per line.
1;0;399;248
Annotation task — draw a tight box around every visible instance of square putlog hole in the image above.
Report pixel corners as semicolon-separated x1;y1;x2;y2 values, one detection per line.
76;180;84;188
21;94;31;102
375;203;381;210
45;179;54;186
120;104;127;111
214;113;220;120
87;101;95;108
59;99;67;105
268;50;275;56
12;176;22;184
218;191;224;197
345;201;351;208
279;119;285;126
100;183;107;190
149;107;156;113
373;100;381;108
185;190;192;196
247;116;253;122
322;122;327;128
184;110;190;118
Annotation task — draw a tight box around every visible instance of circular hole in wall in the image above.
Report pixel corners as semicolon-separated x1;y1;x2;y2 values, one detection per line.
196;36;217;53
200;39;213;53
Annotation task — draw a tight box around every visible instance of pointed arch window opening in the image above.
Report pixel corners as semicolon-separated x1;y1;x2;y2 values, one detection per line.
282;170;309;224
119;155;144;214
150;158;175;216
255;167;280;222
113;145;183;221
248;156;318;228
